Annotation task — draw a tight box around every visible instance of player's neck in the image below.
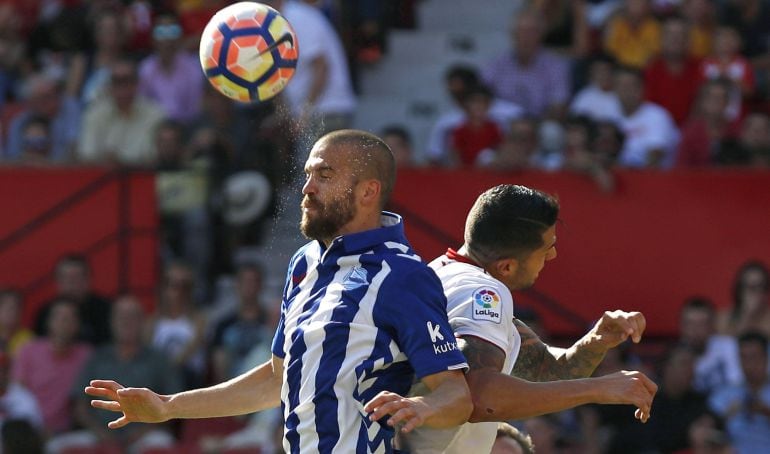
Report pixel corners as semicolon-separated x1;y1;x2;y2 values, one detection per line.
455;245;484;268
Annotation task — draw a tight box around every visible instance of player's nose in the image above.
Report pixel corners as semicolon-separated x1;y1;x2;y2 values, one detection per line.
302;176;315;195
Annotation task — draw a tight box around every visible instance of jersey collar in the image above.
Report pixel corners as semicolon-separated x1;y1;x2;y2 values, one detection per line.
335;211;407;254
445;248;482;267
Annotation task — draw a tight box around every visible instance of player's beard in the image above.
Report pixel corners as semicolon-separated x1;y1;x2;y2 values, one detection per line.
300;190;357;243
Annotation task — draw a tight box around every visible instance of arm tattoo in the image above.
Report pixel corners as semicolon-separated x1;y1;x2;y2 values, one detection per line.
457;336;506;371
511;319;550;381
511;319;606;381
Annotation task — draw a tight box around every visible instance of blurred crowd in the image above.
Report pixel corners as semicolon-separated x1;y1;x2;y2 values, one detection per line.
394;0;770;190
0;0;769;453
0;254;283;453
0;255;768;453
1;0;769;281
0;0;421;298
503;259;770;454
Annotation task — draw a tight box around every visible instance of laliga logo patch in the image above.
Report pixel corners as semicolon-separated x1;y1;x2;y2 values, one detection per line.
472;288;502;323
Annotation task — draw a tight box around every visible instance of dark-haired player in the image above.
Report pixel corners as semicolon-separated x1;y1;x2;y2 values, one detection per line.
399;184;658;453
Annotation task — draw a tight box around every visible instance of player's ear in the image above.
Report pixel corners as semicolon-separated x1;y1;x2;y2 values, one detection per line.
358;179;381;207
494;258;519;277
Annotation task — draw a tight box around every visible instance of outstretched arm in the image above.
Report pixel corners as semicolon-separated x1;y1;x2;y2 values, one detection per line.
513;310;646;381
363;369;472;434
86;355;284;428
460;336;657;423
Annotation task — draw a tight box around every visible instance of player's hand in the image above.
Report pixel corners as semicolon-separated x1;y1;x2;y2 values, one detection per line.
595;370;658;423
85;380;171;428
363;391;433;434
592;310;647;348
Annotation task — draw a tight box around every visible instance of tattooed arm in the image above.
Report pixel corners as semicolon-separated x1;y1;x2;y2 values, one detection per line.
458;335;508;372
460;335;657;423
512;311;647;382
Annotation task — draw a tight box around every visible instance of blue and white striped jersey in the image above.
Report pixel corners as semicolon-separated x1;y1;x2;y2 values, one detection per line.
271;212;468;453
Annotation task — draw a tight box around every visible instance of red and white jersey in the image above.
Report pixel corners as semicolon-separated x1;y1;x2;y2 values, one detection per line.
399;251;521;454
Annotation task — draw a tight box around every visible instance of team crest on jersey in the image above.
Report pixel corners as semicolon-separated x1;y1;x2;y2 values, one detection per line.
342;266;368;290
472;288;502;323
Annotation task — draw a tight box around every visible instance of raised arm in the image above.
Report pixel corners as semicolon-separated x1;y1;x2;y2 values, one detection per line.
512;310;646;381
86;355;284;428
363;369;472;433
460;336;656;423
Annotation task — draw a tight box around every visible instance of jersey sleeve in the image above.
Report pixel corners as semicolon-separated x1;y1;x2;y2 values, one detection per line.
446;280;515;355
374;265;468;379
270;310;287;358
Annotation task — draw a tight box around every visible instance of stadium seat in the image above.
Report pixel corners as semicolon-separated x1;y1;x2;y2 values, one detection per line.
352;95;447;161
417;0;515;32
355;0;518;164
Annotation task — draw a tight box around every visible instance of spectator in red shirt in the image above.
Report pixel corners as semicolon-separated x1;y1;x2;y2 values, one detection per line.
450;85;503;167
644;15;702;127
699;25;755;121
676;78;735;167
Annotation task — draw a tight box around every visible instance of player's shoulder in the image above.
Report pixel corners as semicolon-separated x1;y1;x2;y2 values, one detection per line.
448;271;511;304
432;260;512;302
371;247;443;294
430;257;504;287
386;255;437;285
293;241;319;258
287;242;319;269
374;241;425;270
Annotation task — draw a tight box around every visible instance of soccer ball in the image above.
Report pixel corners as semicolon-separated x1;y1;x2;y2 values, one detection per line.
199;2;298;103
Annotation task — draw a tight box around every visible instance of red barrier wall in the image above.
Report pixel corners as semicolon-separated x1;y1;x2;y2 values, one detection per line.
392;169;770;337
0;167;159;325
2;167;767;337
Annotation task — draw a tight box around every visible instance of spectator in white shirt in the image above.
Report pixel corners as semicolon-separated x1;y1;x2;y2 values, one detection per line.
76;59;165;166
610;65;679;168
678;297;742;396
570;53;622;122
